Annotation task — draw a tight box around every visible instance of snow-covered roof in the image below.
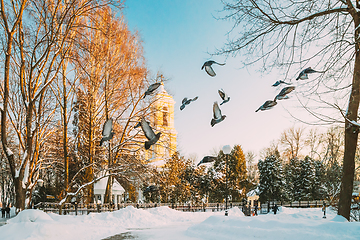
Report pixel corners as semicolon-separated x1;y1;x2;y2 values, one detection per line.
94;177;125;195
246;189;258;197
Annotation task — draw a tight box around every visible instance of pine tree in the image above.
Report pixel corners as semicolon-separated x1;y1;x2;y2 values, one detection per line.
284;158;300;201
311;160;326;200
228;145;248;202
211;145;248;203
299;156;315;201
258;154;285;203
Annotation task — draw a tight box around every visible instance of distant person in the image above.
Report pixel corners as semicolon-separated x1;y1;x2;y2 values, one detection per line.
5;204;10;218
273;204;279;215
1;205;5;218
254;205;258;216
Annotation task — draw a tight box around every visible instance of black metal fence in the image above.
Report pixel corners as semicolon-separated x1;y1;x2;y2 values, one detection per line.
260;200;329;214
36;200;327;216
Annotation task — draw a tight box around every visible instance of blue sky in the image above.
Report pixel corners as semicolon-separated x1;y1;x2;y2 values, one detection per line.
123;0;310;161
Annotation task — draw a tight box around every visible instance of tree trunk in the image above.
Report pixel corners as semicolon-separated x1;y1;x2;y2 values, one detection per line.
104;175;113;203
62;64;69;193
338;19;360;220
14;177;26;211
104;142;113;203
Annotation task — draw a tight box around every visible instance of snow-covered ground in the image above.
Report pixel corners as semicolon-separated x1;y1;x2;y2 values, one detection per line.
0;206;358;240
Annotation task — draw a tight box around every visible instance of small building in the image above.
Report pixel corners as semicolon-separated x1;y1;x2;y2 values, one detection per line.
247;189;260;207
94;176;125;204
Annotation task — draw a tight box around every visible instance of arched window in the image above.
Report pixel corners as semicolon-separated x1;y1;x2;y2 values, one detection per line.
163;106;168;126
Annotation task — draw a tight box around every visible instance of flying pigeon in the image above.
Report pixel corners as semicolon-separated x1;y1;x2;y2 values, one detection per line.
211;101;226;127
218;88;230;105
296;67;321;80
255;100;277;112
100;119;114;146
272;80;291;87
201;60;225;77
197;156;217;167
140;118;161;150
275;86;295;100
143;82;161;98
180;96;198;110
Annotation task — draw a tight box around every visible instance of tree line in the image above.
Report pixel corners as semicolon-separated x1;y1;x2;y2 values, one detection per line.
141;126;359;214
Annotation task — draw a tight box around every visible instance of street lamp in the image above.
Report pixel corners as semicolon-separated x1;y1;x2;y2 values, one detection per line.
223;145;231;216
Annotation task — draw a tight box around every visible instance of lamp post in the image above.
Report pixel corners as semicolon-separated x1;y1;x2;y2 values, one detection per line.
223;145;231;216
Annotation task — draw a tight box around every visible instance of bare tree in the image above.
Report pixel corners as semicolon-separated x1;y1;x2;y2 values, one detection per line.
68;6;163;205
0;0;122;211
280;127;306;161
219;0;360;220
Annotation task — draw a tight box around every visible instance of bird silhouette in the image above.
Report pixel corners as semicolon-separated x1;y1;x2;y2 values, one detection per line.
211;101;226;127
140;118;161;150
218;88;230;105
272;80;291;87
197;156;217;166
275;86;295;100
100;119;114;146
180;96;198;110
201;60;225;77
255;100;277;112
296;67;321;80
143;82;161;98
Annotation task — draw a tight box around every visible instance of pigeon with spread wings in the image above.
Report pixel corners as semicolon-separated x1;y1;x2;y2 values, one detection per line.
272;80;291;87
201;60;225;77
218;88;230;105
255;100;277;112
140;118;161;150
296;67;321;80
100;119;114;146
211;101;226;127
197;156;217;167
143;82;161;98
275;86;295;100
180;96;198;110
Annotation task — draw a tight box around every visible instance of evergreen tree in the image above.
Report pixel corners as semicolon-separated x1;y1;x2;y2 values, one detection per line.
258;154;285;203
299;156;315;201
160;152;190;204
284;158;301;201
311;160;326;200
212;145;248;203
228;145;248;202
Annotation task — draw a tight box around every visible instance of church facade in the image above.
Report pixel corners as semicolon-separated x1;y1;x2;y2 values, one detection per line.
144;82;177;167
94;82;177;204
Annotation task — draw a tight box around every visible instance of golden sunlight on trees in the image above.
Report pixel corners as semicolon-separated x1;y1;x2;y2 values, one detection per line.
0;0;161;211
